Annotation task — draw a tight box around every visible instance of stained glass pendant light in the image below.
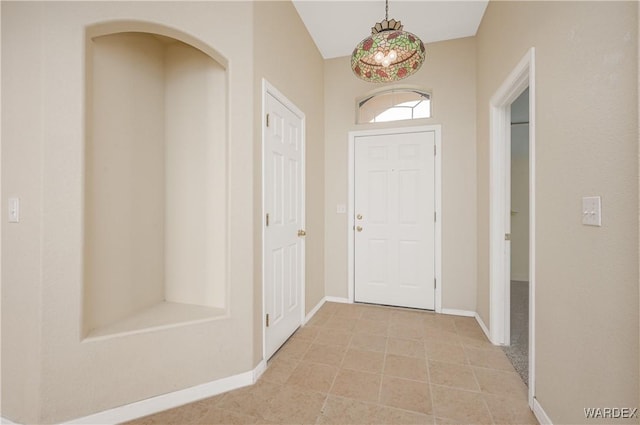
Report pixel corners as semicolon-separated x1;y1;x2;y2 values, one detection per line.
351;0;426;83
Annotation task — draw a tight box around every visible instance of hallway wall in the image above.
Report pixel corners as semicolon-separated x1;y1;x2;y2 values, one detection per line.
2;3;255;423
475;2;638;423
323;37;477;312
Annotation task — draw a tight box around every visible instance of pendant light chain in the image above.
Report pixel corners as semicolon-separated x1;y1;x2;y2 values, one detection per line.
385;0;389;21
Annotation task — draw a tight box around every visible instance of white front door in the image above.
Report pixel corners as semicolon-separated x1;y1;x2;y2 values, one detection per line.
264;88;305;360
354;130;436;310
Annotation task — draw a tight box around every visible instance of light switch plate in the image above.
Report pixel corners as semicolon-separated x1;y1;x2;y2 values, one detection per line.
582;196;601;226
336;204;346;214
8;197;19;223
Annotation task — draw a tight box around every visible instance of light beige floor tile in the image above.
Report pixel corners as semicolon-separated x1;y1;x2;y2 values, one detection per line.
459;335;500;351
342;348;385;373
329;369;382;403
286;361;338;393
314;328;353;347
216;380;279;420
334;304;365;319
317;395;378;424
465;347;516;372
384;353;429;381
179;397;224;423
423;327;460;343
195;407;258;424
323;315;358;331
262;356;300;384
361;307;392;322
431;385;492;424
456;326;489;341
483;393;539;424
273;337;312;360
453;316;480;330
424;341;467;364
354;318;390;336
473;367;528;399
428;360;479;391
388;337;426;358
380;375;432;415
262;386;326;423
303;343;346;366
350;333;388;353
318;302;340;315
292;325;321;341
374;405;435;424
389;321;424;340
306;313;331;327
429;316;458;332
434;416;488;425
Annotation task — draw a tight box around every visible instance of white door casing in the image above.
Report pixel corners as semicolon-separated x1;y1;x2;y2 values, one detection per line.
263;81;305;360
489;48;536;407
350;127;441;311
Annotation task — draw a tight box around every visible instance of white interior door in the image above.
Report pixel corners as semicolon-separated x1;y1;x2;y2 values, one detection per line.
264;89;304;360
354;131;435;310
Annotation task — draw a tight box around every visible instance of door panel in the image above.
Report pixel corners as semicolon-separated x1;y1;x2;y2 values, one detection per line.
264;92;303;359
354;131;435;310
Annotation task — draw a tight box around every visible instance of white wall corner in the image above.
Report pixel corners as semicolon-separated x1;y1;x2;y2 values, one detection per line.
474;312;494;344
441;308;476;317
532;398;553;425
324;296;350;304
304;297;327;324
252;360;267;383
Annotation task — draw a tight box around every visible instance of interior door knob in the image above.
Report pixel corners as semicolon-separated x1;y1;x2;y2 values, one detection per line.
356;226;363;232
356;214;363;220
297;229;306;237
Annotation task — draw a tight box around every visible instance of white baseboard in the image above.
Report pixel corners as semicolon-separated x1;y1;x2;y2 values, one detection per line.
441;308;475;317
532;397;553;425
62;361;265;425
304;296;351;324
304;297;326;323
324;296;350;304
474;312;493;343
1;417;18;424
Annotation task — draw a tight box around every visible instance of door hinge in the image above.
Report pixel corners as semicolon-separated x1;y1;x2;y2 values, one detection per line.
434;211;437;222
266;313;270;327
434;278;437;289
266;213;270;227
434;145;436;155
505;233;511;241
266;113;270;127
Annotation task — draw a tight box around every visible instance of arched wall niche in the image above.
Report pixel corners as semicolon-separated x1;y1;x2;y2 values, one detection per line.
83;21;230;339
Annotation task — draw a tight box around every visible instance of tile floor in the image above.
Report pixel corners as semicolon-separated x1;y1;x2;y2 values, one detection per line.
125;302;538;425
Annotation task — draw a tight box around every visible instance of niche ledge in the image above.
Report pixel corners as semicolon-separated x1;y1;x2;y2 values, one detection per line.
84;302;228;341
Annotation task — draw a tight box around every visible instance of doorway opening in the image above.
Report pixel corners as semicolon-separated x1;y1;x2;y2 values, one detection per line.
503;88;530;385
489;48;536;407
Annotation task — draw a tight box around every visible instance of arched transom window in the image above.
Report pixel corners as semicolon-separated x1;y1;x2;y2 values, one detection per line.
357;88;431;124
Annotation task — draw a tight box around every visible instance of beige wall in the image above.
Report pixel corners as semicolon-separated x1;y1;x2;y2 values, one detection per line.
324;37;477;311
2;2;254;423
476;2;638;423
252;2;325;363
85;33;167;332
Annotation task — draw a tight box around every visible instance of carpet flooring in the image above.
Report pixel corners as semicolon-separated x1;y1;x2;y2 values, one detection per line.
502;281;529;386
